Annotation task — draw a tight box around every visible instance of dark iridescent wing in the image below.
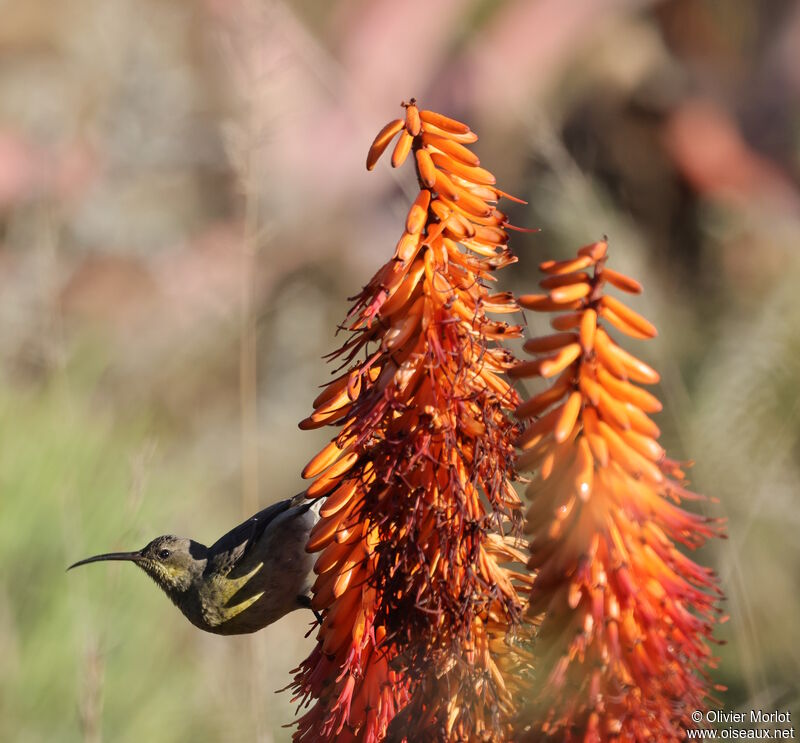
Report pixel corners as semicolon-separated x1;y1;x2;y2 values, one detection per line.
206;497;296;576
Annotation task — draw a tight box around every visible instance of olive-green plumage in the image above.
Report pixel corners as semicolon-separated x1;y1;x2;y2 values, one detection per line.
68;494;320;634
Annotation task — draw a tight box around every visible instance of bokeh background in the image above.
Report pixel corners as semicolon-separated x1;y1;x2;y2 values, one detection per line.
2;0;799;740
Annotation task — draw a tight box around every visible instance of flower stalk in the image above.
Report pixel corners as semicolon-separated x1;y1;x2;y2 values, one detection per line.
291;100;532;742
510;240;725;741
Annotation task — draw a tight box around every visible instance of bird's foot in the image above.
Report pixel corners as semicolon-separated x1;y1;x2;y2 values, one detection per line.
296;594;322;624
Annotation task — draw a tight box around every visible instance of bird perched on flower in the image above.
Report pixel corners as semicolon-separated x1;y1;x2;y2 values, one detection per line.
68;494;321;634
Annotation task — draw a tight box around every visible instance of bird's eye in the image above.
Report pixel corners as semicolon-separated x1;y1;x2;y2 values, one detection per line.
158;549;171;560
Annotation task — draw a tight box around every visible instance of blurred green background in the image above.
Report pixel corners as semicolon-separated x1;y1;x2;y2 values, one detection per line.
1;0;798;740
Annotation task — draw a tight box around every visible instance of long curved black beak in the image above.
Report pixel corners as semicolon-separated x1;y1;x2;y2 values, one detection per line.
67;551;143;571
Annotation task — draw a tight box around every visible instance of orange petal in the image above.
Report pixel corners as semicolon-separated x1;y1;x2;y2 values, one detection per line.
346;370;362;400
442;212;475;240
598;420;663;483
540;343;582;378
523;332;578;354
442;207;477;237
298;405;350;430
312;380;348;414
539;255;593;275
580;308;597;352
323;450;359;480
597;386;631;430
550;282;591;304
314;538;351;576
519;294;582;312
321;604;357;655
582;407;608;467
539;271;590;290
429;198;451;223
596;366;663;413
600;305;653;340
381;259;425;317
555;391;582;443
621;428;664;462
420;132;480;165
306;499;355;552
334;559;365;599
319;479;360;518
395;231;421;263
623;402;661;438
478;367;513;398
599;328;660;384
472;225;508;246
311;568;337;611
366;118;404;170
421;228;446;256
312;372;349;409
447;182;495;202
448;183;493;218
601;295;657;338
415;148;437;188
406;190;431;234
516;404;564;449
577;240;608;261
466;207;508;227
418;109;470;134
405;103;421;136
429;152;496;186
574;436;594;501
382;304;422;351
481;292;518;314
306;468;346;498
516;436;553;472
602;266;642;294
302;438;353;479
594;327;628;379
433;169;460;201
391;130;413;168
420;121;478;144
578;373;602;406
514;372;572;419
508;359;543;379
551;312;583;330
320;577;361;628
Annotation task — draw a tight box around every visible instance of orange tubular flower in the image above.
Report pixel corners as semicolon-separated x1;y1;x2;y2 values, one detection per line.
511;240;724;742
291;100;532;742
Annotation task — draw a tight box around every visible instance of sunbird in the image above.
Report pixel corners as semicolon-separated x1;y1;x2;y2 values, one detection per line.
68;494;321;634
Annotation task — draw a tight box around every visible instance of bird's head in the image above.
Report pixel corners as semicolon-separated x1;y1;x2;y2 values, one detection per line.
69;535;207;595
